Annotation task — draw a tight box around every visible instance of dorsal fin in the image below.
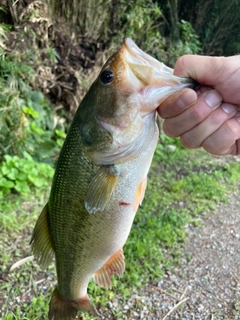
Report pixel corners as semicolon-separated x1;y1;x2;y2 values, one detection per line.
93;249;125;289
30;203;54;269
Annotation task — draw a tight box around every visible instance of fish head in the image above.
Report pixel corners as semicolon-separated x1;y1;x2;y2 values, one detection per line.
80;38;197;164
94;38;197;125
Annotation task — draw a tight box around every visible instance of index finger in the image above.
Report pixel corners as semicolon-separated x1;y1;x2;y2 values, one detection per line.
158;88;197;119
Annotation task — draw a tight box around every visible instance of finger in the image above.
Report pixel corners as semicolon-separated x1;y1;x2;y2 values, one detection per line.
233;139;240;155
180;103;238;148
174;55;226;86
158;88;197;118
202;118;240;155
227;140;240;156
163;90;223;138
174;55;240;105
197;86;213;95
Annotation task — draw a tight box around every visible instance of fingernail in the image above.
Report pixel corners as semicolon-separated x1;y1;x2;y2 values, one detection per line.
204;90;222;108
177;89;197;108
221;103;237;114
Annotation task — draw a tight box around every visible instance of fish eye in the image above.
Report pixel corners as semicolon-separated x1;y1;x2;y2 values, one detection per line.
100;69;114;85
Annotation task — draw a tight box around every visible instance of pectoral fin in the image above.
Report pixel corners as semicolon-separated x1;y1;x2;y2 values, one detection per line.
30;203;54;269
85;165;120;214
93;249;125;289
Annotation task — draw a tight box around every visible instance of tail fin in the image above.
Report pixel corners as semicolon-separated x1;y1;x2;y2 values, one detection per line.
48;288;99;320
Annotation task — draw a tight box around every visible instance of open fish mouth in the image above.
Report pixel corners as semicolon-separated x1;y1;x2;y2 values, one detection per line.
123;38;198;89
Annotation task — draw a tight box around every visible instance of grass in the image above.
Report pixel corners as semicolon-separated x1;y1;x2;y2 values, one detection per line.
1;134;240;319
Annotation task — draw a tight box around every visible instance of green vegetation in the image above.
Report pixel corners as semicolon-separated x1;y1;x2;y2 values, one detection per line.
0;153;54;197
0;48;65;164
47;0;240;60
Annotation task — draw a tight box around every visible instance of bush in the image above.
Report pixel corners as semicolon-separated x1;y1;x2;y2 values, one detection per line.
111;0;166;62
0;43;66;164
0;152;54;197
166;20;201;66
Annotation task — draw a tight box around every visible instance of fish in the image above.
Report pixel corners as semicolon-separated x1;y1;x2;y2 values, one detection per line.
31;38;197;320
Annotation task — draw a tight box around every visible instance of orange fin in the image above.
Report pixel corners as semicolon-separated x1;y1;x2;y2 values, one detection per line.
85;165;120;214
134;177;147;212
30;203;54;269
48;288;99;320
93;249;125;289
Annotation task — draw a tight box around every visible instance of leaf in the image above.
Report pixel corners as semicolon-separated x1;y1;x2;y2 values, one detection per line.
7;168;19;180
23;151;33;160
15;181;30;194
1;165;10;175
31;121;45;135
17;172;28;181
0;177;14;189
22;106;39;118
55;129;66;138
31;177;46;188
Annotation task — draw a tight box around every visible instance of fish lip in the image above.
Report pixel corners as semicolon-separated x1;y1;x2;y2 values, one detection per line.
123;38;198;90
124;38;165;69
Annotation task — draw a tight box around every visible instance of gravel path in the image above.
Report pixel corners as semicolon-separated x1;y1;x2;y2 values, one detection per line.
116;185;240;319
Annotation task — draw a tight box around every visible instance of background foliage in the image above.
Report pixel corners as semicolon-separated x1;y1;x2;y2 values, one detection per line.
47;0;240;58
1;0;238;169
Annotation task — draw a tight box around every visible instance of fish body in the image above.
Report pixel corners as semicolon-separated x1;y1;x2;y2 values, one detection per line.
31;38;196;319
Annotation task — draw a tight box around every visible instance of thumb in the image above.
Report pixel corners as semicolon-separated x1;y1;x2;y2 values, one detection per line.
173;55;240;105
173;55;225;87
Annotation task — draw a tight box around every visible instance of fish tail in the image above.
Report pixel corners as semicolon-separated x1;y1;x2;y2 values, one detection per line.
48;288;99;320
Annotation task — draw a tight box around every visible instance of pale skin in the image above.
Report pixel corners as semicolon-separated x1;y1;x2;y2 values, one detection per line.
158;55;240;155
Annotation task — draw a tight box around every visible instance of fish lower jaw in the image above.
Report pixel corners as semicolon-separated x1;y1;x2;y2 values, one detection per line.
140;109;157;118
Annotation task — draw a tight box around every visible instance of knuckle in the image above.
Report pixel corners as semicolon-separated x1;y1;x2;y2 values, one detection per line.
162;120;179;138
175;55;192;76
202;137;221;154
188;105;206;123
202;145;220;155
208;111;227;126
223;119;240;138
202;119;240;155
180;134;199;149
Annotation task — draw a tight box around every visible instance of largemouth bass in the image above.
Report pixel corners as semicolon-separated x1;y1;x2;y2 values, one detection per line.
31;38;196;319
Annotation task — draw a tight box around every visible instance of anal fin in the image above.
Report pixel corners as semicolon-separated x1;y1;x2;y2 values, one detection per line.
93;249;125;289
85;165;120;214
30;203;54;269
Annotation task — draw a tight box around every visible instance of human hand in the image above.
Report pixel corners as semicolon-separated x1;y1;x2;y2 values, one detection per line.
158;55;240;155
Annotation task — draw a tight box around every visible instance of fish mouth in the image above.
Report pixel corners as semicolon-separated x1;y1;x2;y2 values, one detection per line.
123;38;198;90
